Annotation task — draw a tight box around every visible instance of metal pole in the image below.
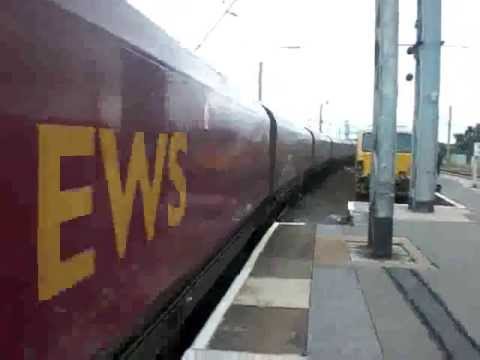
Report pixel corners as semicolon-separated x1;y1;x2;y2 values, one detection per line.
258;61;263;102
473;157;478;188
473;143;480;188
368;0;398;258
447;105;452;163
409;0;442;213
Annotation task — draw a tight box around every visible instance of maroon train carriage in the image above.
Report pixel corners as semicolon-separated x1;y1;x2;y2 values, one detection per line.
0;1;354;359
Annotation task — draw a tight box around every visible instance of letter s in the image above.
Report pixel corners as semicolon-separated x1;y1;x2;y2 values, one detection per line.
168;132;187;227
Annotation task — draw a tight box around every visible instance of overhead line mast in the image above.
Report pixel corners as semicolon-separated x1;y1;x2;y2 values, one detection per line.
368;0;399;258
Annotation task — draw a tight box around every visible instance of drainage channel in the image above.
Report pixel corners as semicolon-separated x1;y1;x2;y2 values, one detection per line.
387;269;480;359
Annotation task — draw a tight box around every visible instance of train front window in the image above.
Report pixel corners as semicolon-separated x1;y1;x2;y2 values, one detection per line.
362;133;374;152
397;133;412;153
362;132;412;153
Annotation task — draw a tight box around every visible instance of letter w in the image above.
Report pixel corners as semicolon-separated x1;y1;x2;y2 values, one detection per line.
99;130;168;259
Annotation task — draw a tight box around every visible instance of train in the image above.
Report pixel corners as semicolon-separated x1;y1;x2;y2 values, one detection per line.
0;1;354;359
355;128;413;198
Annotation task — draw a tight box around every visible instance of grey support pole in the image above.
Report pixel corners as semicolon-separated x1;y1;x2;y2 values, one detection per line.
409;0;442;212
368;0;399;258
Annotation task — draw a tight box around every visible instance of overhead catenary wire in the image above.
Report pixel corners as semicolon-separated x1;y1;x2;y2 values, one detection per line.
195;0;240;51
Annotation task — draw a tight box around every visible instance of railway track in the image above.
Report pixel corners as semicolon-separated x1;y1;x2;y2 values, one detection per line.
442;168;472;179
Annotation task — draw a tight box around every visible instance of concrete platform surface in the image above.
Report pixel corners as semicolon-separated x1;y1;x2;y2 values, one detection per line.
348;200;472;223
183;350;306;360
439;173;480;221
233;278;310;309
184;223;314;359
308;267;382;360
357;267;443;359
184;170;480;360
185;220;445;360
209;306;308;355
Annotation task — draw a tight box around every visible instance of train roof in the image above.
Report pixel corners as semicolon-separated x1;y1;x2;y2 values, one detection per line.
50;0;264;114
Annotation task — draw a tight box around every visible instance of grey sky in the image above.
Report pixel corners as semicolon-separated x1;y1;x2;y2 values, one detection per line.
128;0;478;142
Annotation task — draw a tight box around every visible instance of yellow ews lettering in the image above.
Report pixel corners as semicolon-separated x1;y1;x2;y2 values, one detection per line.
99;130;168;259
168;132;188;226
37;124;95;301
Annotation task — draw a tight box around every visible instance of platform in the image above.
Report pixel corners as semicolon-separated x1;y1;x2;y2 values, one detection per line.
183;172;480;359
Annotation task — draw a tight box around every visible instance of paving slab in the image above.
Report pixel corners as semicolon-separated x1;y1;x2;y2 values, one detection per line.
183;349;306;360
261;224;315;260
314;225;350;266
356;267;443;360
209;305;308;355
308;267;382;359
233;278;310;309
251;257;312;279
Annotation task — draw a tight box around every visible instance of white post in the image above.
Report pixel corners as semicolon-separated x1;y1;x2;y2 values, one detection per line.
473;143;480;188
473;160;477;188
447;106;452;164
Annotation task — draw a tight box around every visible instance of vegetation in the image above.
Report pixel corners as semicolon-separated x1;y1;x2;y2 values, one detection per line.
453;124;480;164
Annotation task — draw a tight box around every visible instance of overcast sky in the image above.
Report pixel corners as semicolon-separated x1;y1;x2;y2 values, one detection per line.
128;0;478;142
